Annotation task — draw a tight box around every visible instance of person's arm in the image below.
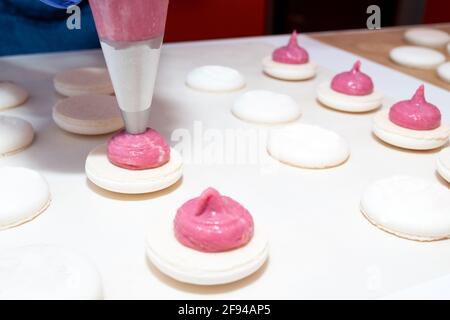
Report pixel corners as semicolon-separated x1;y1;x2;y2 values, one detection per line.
39;0;82;9
0;0;99;56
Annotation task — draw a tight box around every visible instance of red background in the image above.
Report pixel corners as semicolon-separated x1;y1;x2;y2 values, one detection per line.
163;0;449;43
164;0;268;42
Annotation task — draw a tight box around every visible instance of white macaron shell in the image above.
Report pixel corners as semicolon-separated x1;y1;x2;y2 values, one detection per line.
437;62;450;84
0;116;34;156
361;175;450;240
404;28;450;48
186;65;245;92
0;167;50;230
0;245;103;300
437;147;450;183
389;46;445;69
267;123;350;168
232;90;301;124
0;82;29;110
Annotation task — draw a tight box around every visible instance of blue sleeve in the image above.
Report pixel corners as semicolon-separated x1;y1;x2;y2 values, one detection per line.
0;0;100;56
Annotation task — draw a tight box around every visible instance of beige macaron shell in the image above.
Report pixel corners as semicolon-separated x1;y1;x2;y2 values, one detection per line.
373;110;450;150
316;81;383;113
146;212;269;285
54;67;114;97
0;116;34;156
53;94;123;135
262;56;316;80
0;167;50;230
0;82;29;110
85;144;183;194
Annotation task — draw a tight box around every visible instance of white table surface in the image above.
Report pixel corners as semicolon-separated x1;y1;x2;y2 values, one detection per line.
0;34;450;299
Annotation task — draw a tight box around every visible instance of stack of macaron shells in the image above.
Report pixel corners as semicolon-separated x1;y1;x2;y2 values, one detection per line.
53;67;114;97
146;187;269;285
85;128;183;194
262;31;317;81
53;94;123;135
52;68;123;135
317;60;384;113
373;85;449;150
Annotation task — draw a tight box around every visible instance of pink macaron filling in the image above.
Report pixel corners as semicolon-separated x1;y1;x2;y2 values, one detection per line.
174;188;254;253
272;31;309;65
107;128;170;170
331;60;374;96
389;85;441;131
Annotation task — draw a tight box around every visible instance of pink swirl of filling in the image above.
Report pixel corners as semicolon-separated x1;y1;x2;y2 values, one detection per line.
331;60;374;96
107;128;170;170
174;188;254;253
389;85;441;131
272;30;309;65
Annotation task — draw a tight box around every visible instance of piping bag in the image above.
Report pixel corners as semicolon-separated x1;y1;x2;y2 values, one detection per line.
42;0;170;135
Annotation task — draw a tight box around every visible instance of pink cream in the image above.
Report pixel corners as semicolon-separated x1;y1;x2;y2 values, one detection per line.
331;60;374;96
89;0;169;42
107;128;170;170
174;188;254;253
272;31;309;65
389;85;441;131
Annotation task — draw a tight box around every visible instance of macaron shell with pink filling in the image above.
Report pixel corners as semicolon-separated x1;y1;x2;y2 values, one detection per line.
85;144;183;194
262;56;317;81
316;81;383;113
373;109;450;150
146;210;269;285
